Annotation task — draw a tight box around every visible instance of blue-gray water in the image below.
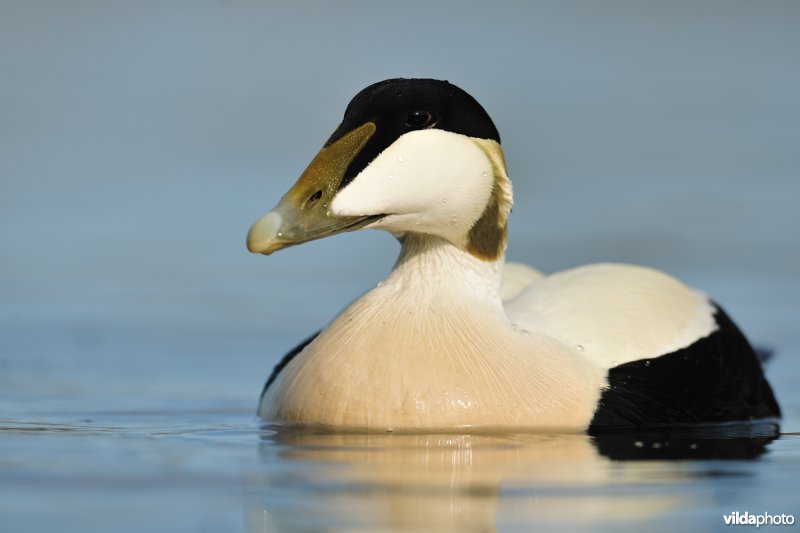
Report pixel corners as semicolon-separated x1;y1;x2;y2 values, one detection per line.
1;2;799;531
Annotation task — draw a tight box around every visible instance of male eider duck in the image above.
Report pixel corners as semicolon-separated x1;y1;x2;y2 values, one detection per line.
246;78;780;432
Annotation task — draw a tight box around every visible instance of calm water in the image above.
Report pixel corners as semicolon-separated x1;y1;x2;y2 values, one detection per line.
2;2;800;531
0;396;798;531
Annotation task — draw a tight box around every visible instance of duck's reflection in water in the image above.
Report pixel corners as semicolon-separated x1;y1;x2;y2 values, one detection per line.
245;423;778;532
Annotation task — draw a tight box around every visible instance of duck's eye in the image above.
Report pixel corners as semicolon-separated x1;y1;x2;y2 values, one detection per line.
305;190;323;208
406;110;434;128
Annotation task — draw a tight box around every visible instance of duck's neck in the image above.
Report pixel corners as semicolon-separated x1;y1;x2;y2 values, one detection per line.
385;233;506;314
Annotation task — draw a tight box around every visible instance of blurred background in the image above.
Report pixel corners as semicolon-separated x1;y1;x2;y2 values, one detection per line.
1;0;798;418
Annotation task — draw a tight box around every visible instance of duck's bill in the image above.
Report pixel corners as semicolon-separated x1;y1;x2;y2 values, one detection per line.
247;204;382;255
246;122;378;255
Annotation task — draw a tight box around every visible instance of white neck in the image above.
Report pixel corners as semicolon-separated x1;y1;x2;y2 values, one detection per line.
385;233;506;314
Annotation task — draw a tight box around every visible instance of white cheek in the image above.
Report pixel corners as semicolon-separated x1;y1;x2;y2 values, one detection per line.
331;130;494;239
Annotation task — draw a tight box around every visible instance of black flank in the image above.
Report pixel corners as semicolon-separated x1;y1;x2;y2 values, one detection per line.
259;331;320;402
589;304;781;432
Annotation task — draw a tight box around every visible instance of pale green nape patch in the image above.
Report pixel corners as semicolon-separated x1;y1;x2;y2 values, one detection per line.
465;139;513;261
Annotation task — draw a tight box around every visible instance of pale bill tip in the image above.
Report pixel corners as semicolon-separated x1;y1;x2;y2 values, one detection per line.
247;211;283;254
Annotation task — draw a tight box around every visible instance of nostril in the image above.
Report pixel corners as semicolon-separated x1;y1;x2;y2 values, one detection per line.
305;190;323;208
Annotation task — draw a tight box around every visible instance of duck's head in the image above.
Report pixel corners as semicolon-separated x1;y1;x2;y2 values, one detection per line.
247;78;512;260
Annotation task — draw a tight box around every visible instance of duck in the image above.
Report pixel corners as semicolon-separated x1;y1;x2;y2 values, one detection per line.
246;78;780;432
